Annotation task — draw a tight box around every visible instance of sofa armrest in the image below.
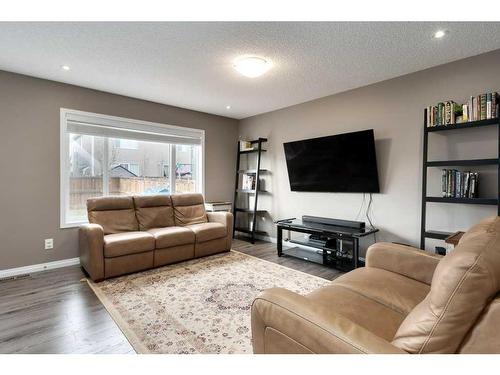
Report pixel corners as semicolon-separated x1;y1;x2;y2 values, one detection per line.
366;242;442;285
207;211;234;249
206;211;233;228
251;288;406;354
79;223;105;281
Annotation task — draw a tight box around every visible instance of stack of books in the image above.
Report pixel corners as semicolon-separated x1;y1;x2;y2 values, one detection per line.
425;92;498;127
441;169;479;198
239;140;254;151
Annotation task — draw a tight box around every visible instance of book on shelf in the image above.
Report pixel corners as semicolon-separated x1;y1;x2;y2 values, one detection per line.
445;101;452;125
493;92;498;118
241;174;256;190
441;169;479;198
480;94;487;120
487;93;492;120
239;140;254;151
462;104;469;122
437;102;444;125
471;96;476;122
425;91;498;127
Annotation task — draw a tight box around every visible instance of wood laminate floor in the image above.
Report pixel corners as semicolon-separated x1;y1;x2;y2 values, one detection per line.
0;239;342;354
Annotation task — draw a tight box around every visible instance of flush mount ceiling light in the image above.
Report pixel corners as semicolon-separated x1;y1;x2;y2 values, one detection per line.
233;56;272;78
61;65;70;71
434;30;447;39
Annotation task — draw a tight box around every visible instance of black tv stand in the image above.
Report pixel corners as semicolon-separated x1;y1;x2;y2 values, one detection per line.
275;216;378;270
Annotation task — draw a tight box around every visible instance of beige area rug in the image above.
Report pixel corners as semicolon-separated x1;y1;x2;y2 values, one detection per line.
86;250;329;354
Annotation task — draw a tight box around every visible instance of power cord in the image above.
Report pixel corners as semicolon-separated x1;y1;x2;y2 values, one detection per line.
355;193;366;221
365;192;377;242
356;192;375;229
366;193;375;229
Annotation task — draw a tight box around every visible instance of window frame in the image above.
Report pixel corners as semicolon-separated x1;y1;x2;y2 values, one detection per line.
60;108;205;228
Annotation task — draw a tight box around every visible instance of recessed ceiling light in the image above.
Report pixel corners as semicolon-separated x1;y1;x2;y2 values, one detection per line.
434;30;447;39
226;105;231;110
61;65;70;71
234;56;272;78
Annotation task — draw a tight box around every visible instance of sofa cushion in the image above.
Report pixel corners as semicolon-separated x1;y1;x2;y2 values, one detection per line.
306;268;429;341
147;226;195;249
188;222;227;243
154;244;194;267
195;236;228;258
392;216;500;354
104;252;154;279
307;284;406;341
332;267;430;315
104;232;155;258
133;195;175;230
171;193;208;226
458;294;500;353
87;196;138;234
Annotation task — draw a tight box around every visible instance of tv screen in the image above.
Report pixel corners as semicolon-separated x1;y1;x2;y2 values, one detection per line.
283;129;380;193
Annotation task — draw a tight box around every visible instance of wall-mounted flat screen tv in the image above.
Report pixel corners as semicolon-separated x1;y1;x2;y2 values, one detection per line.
283;129;380;193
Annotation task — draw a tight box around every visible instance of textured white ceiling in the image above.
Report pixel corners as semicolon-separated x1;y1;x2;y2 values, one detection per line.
1;22;500;119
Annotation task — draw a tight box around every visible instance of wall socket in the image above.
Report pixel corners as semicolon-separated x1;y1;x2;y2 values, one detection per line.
44;238;54;250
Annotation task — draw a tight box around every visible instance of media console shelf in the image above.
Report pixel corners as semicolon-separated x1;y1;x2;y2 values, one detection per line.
276;216;378;270
420;117;500;249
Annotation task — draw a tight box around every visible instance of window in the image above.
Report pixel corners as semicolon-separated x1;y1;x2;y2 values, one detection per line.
114;139;139;149
61;109;204;227
175;144;200;193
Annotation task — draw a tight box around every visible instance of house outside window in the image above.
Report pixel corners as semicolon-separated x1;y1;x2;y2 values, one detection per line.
115;163;140;176
60;109;205;227
161;163;169;177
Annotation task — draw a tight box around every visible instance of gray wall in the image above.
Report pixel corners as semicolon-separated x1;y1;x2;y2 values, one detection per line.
2;49;500;270
0;71;238;270
239;49;500;253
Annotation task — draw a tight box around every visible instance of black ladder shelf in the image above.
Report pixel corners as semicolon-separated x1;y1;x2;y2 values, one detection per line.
420;117;500;249
233;138;268;243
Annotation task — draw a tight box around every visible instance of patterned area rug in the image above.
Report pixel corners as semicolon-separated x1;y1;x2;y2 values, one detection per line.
86;250;329;354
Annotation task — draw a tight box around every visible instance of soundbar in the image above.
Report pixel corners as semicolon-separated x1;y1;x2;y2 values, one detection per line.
302;215;365;229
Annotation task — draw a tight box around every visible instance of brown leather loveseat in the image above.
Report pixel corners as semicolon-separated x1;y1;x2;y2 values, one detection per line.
79;193;233;281
251;216;500;354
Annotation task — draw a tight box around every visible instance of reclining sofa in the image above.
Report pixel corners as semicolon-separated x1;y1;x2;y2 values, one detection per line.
79;193;233;281
251;216;500;354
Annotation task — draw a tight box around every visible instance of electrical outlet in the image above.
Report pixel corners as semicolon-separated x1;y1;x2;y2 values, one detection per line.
44;238;54;250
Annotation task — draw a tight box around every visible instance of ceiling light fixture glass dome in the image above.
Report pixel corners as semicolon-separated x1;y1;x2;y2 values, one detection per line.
233;56;272;78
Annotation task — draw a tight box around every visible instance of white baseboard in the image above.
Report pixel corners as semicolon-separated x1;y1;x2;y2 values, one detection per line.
0;257;80;279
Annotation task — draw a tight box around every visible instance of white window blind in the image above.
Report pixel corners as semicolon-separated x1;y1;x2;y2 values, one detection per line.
66;112;203;145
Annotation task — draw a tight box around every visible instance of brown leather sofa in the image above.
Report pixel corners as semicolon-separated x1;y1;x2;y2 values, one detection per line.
79;193;233;281
251;216;500;354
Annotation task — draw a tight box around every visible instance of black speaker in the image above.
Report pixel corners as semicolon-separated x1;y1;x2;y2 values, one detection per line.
302;215;365;229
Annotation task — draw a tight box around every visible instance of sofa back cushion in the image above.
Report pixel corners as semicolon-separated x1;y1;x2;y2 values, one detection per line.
87;196;138;234
171;193;207;226
133;195;175;230
458;293;500;353
392;216;500;353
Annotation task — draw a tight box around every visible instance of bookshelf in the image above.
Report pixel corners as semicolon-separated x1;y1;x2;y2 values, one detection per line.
233;138;269;243
420;117;500;249
426;158;498;167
